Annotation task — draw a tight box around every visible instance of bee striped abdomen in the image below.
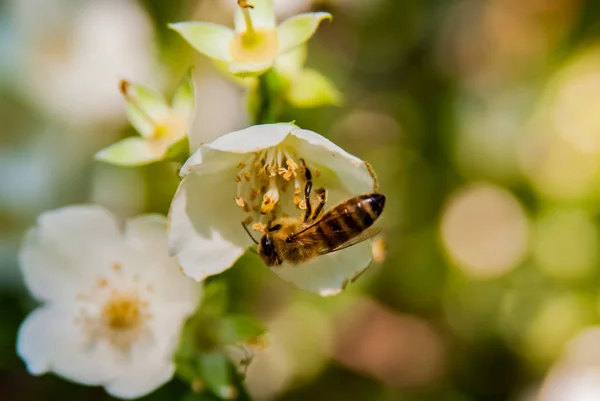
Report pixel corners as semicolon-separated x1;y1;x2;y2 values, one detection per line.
317;193;386;247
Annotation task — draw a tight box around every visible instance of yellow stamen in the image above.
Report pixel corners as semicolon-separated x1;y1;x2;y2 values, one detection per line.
252;222;267;232
235;197;246;209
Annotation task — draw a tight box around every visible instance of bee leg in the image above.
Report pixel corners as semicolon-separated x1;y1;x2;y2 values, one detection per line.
311;188;328;220
365;161;380;193
300;158;313;223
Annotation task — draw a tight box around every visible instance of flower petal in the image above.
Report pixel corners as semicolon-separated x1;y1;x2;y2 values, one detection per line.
228;60;275;78
17;304;118;384
168;169;250;281
288;129;374;195
277;12;332;55
169;22;234;62
19;205;122;303
171;68;196;128
95;137;165;166
204;123;295;154
234;0;276;33
121;81;170;139
104;364;174;400
273;241;372;295
274;45;307;79
124;214;202;305
287;68;341;108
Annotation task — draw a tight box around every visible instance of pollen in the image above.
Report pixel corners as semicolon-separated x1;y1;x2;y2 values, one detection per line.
102;294;143;330
261;194;276;214
252;223;267;232
235;197;246;208
234;147;309;221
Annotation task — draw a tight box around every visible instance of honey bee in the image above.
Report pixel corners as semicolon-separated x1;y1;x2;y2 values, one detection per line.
243;159;385;266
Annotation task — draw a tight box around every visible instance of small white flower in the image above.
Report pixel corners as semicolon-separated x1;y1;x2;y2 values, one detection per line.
169;0;331;77
95;70;195;166
168;123;379;296
17;206;201;399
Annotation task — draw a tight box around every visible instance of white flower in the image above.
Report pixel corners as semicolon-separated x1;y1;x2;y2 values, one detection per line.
95;70;195;166
17;206;201;399
169;0;331;77
168;123;380;296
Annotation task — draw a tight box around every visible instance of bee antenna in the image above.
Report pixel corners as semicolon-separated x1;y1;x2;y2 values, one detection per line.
241;222;259;245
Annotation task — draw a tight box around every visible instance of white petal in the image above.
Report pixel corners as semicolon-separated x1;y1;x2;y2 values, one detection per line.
273;241;372;295
121;81;171;139
228;60;275;78
171;68;196;129
290;128;375;195
17;304;117;384
286;68;341;108
124;215;202;305
205;123;295;154
104;364;174;399
103;303;195;399
168;169;250;281
234;0;276;33
169;22;234;62
277;12;332;55
95;137;165;166
274;45;307;78
19;205;122;302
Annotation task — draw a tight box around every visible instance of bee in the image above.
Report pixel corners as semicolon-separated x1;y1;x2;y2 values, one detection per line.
243;160;385;266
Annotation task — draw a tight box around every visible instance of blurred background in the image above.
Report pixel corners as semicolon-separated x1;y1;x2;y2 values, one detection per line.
3;0;600;400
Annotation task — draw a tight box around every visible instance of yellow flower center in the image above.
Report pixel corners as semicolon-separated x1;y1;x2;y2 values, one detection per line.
76;267;153;354
230;29;279;64
236;147;310;230
153;113;187;141
102;294;143;330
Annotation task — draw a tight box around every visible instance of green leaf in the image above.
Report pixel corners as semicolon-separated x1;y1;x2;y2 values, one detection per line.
94;137;163;166
199;279;229;317
217;315;266;346
197;352;236;400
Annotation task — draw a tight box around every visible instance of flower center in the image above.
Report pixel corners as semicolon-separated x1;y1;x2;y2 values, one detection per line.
76;269;152;354
102;294;143;330
230;29;279;64
153;113;187;141
235;147;306;229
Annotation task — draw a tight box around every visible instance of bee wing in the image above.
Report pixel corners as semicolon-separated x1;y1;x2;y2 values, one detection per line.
317;227;382;256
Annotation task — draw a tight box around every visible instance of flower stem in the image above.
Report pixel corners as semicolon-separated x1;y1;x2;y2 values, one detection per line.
252;70;282;124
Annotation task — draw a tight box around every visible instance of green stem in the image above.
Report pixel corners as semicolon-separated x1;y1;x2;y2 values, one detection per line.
252;70;282;124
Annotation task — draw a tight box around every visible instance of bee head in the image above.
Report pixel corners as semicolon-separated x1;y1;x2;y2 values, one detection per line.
258;233;282;266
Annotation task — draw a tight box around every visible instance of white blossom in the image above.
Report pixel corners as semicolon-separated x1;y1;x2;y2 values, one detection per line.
168;123;380;296
169;0;331;77
17;206;201;399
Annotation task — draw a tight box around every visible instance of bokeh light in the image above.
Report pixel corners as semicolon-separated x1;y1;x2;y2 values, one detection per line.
440;183;529;279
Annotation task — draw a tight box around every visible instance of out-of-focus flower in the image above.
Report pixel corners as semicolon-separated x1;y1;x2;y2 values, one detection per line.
17;206;201;399
216;45;341;108
538;327;600;401
168;123;378;295
10;0;159;126
95;71;195;166
334;298;445;387
169;0;331;77
242;302;333;400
